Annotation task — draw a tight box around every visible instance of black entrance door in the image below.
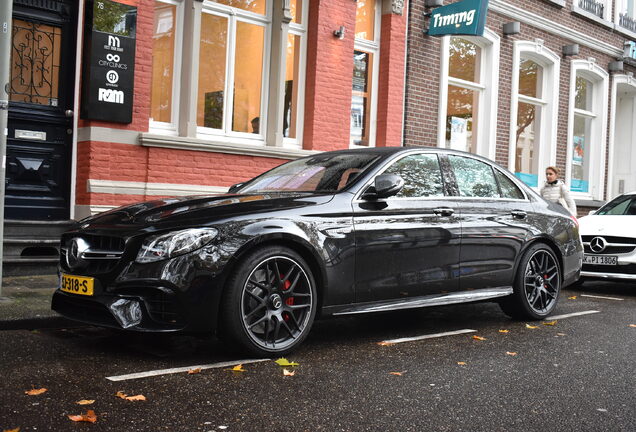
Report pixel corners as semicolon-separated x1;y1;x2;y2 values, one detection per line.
6;0;77;220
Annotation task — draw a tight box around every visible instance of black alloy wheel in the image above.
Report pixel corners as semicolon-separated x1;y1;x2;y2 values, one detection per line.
499;243;561;320
219;246;317;356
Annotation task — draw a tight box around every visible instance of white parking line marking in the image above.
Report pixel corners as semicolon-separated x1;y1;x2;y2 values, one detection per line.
548;310;600;320
580;294;624;301
380;329;477;345
105;359;270;382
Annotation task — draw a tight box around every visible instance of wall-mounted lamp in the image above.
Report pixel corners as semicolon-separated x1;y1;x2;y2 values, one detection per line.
562;44;579;56
425;0;443;7
333;26;345;40
609;60;624;72
502;22;520;35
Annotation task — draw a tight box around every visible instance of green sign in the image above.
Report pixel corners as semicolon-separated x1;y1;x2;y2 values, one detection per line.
427;0;489;37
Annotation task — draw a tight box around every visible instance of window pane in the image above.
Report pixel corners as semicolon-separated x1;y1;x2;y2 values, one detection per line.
445;85;478;153
233;21;265;133
283;33;300;138
495;169;524;199
151;2;176;123
10;19;62;105
290;0;302;24
355;0;375;41
571;115;591;193
198;14;228;129
384;154;444;198
514;102;540;187
575;76;593;111
351;50;373;146
215;0;267;16
449;37;480;82
518;59;542;99
449;156;500;198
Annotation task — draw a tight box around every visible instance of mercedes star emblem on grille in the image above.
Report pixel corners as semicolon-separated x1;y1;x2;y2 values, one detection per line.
589;236;607;253
67;237;90;270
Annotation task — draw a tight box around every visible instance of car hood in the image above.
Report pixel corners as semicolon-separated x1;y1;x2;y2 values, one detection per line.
80;192;335;228
578;215;636;237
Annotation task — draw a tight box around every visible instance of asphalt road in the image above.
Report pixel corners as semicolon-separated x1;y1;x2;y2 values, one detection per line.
1;281;634;432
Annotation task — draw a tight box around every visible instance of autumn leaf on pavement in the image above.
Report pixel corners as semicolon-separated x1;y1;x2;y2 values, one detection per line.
556;333;566;336
76;400;95;405
3;428;20;432
389;371;406;376
188;368;201;374
506;352;518;356
283;369;295;376
24;388;47;396
568;296;577;300
543;320;557;326
525;324;539;329
275;358;299;367
230;364;246;372
472;335;486;341
68;410;97;423
498;329;509;334
377;341;395;346
115;391;146;401
629;324;636;328
457;362;467;366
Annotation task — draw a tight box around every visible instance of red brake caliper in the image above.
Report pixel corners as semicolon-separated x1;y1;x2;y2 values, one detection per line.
281;276;293;321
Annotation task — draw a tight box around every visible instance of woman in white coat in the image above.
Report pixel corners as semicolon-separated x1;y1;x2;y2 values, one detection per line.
540;166;577;216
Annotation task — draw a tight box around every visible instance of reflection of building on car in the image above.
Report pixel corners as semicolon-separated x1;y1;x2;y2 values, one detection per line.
578;192;636;282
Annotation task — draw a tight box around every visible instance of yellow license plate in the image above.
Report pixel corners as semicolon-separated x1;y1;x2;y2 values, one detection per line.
60;274;94;296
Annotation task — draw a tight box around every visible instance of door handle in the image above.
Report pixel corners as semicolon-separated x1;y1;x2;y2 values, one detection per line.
434;207;455;217
511;210;527;219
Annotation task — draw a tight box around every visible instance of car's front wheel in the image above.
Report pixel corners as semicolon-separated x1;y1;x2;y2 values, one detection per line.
219;246;317;357
499;243;561;320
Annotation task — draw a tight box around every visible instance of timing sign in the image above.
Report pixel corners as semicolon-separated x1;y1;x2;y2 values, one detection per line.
427;0;489;37
81;0;137;123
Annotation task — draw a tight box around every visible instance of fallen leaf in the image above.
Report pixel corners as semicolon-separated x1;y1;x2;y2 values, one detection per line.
188;368;201;374
282;369;295;376
116;391;146;401
389;371;406;376
24;388;47;396
498;329;509;334
377;341;395;346
3;428;20;432
231;364;246;372
525;324;539;329
543;320;558;326
556;333;566;336
506;352;518;356
457;362;467;365
568;296;577;300
68;410;97;423
275;358;299;367
76;400;95;405
629;324;636;328
472;335;486;341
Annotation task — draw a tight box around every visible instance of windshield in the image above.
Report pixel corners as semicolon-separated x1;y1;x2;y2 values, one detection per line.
597;195;636;215
238;153;381;193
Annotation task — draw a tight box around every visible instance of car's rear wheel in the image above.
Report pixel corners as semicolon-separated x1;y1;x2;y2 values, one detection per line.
219;246;317;357
499;243;561;320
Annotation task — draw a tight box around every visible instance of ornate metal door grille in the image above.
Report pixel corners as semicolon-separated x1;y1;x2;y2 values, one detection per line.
10;19;62;106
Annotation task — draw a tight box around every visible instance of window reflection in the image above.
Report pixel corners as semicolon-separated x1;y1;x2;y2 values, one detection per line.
449;156;500;198
198;13;228;129
571;115;591;193
515;102;540;187
151;2;176;123
355;0;375;41
385;154;445;198
449;38;480;82
215;0;267;15
445;85;477;153
351;50;372;146
518;59;542;99
284;34;300;138
575;76;592;111
233;22;264;133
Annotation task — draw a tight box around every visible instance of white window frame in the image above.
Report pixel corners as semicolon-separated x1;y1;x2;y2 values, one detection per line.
607;74;636;199
350;0;381;148
281;2;309;149
566;59;609;201
438;28;500;160
195;1;272;145
149;0;184;136
508;40;560;189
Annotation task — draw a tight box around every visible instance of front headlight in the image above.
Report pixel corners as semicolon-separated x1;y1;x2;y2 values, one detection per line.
135;228;219;263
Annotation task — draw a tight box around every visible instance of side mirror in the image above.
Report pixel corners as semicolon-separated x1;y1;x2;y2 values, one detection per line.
228;182;245;194
361;174;404;200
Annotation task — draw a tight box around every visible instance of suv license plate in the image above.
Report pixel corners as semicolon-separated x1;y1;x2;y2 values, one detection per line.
583;255;618;265
60;274;94;296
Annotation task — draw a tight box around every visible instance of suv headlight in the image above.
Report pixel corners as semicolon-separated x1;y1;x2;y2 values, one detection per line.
136;228;219;263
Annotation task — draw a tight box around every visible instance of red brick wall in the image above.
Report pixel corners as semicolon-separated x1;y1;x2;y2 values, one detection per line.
376;7;408;147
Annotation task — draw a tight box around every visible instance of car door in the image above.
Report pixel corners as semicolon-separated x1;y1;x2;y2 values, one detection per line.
352;152;461;302
445;154;535;291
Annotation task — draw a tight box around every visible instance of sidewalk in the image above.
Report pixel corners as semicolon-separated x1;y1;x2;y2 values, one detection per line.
0;274;73;330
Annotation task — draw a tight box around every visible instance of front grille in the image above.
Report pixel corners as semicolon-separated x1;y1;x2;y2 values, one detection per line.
582;236;636;255
582;263;636;275
52;293;120;328
60;234;126;274
144;291;183;325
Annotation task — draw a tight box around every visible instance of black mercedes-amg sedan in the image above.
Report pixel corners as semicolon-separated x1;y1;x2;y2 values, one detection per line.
52;147;583;356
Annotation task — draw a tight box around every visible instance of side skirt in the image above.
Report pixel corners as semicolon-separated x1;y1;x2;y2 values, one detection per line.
325;287;514;316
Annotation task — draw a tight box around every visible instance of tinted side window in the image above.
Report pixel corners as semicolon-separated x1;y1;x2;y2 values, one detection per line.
448;155;500;198
494;169;525;199
384;154;445;198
